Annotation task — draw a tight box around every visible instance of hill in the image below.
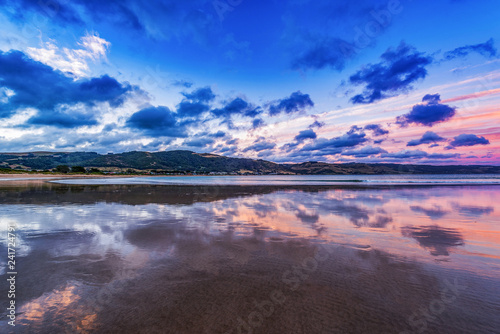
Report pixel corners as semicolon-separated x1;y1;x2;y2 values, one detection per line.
0;150;498;174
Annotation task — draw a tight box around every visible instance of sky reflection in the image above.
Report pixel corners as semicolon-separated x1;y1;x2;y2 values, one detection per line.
0;184;499;333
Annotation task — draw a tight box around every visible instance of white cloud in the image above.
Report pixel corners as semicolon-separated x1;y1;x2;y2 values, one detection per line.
26;32;111;78
0;87;15;103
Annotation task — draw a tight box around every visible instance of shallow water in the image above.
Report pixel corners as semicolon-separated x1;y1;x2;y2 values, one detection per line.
0;183;499;333
52;174;500;186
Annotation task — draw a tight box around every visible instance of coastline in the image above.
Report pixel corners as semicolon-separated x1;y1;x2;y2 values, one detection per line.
1;173;499;188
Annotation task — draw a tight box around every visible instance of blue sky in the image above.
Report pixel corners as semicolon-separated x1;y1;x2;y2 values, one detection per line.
0;0;499;164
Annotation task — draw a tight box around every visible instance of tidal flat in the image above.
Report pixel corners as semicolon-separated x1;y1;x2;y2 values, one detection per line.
0;181;499;333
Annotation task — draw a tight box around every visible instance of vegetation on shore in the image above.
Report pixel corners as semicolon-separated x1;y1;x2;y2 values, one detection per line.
1;150;499;175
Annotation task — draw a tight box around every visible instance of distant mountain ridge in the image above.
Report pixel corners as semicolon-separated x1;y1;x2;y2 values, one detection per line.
0;150;499;174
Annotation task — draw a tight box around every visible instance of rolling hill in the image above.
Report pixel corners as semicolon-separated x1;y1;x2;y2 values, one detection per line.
0;150;499;174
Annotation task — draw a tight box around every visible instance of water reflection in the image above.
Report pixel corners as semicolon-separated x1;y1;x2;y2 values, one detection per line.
410;205;450;220
401;225;464;256
451;202;495;218
0;184;499;333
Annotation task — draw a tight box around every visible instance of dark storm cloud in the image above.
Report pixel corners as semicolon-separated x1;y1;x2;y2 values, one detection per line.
0;50;134;127
447;134;490;148
268;91;314;116
126;106;187;137
444;38;497;60
349;43;433;104
396;94;456;127
364;124;389;136
407;131;446;147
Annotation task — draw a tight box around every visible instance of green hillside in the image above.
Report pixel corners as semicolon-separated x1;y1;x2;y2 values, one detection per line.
0;150;499;174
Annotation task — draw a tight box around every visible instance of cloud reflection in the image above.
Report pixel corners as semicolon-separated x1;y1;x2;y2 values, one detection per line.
1;184;500;332
401;225;464;256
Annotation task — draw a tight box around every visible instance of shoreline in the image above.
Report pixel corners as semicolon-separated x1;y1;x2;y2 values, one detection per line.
0;173;499;188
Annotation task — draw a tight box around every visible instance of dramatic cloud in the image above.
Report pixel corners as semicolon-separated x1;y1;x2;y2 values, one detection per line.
126;106;186;137
0;50;134;127
175;87;215;117
184;137;215;148
282;129;318;152
407;131;446;147
0;0;216;40
309;120;325;129
269;91;314;116
381;149;460;160
207;130;226;138
212;97;261;118
447;134;490;148
176;100;210;117
252;118;265;129
349;43;433;104
396;94;456;127
242;140;276;152
364;124;389;136
444;38;497;60
26;33;111;77
299;127;368;156
291;37;353;72
287;1;403;71
294;129;317;142
341;146;387;157
181;86;215;103
28;108;98;128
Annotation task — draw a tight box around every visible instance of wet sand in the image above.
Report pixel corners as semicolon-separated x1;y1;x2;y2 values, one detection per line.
0;183;499;333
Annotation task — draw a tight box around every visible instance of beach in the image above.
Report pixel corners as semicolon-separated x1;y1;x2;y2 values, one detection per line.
0;177;499;333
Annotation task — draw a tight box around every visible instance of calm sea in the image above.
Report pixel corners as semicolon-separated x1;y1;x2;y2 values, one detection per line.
52;173;500;185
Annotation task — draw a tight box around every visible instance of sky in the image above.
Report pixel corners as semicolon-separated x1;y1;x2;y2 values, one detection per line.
0;0;499;165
